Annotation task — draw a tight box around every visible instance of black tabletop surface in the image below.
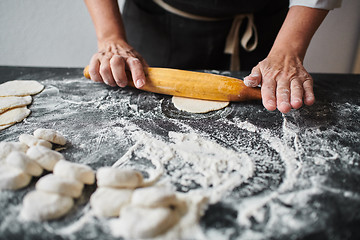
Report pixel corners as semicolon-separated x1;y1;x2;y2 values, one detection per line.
0;66;359;240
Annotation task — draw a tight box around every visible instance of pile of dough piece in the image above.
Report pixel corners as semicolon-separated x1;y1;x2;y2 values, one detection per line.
0;128;95;221
0;80;44;130
91;167;184;239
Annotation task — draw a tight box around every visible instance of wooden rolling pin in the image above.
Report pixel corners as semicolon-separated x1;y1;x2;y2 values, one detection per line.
83;66;261;102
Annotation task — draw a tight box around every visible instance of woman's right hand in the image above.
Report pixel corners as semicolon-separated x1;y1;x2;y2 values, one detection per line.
88;40;148;89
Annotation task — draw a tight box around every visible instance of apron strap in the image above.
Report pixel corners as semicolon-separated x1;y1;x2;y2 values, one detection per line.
224;14;258;71
153;0;258;71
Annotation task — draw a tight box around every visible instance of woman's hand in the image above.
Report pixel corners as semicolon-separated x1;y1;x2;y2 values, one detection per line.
88;40;148;88
244;6;328;113
244;51;315;113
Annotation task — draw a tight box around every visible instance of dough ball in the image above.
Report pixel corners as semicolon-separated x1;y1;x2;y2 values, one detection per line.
0;96;32;114
96;167;143;189
0;164;32;190
132;186;178;208
112;206;179;239
33;128;66;145
20;190;74;221
19;134;52;149
26;146;64;171
53;160;95;185
0;142;28;160
6;151;43;176
172;96;229;113
0;80;44;97
35;173;84;198
90;187;133;217
0;107;31;126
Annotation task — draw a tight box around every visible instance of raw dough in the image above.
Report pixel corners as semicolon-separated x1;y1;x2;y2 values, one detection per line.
20;190;74;221
53;160;95;185
0;164;32;190
0;96;32;114
90;187;133;217
19;134;52;148
96;167;143;189
0;142;28;160
26;145;64;171
111;206;179;239
0;80;44;97
0;124;13;131
33;128;66;145
6;151;43;176
172;96;229;113
132;185;178;208
0;107;31;126
36;173;84;198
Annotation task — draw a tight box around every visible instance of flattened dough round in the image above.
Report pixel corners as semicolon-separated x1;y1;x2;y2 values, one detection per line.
0;96;32;114
6;151;43;176
36;174;84;198
90;187;133;217
0;107;30;126
172;96;229;113
0;80;44;97
53;160;95;185
96;167;143;189
0;164;32;190
132;186;178;208
20;190;74;221
112;206;179;239
26;146;64;171
33;128;66;145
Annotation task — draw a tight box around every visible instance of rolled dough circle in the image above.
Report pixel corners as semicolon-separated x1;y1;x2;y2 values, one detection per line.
0;96;32;114
0;80;44;97
0;107;31;126
20;190;74;221
172;96;229;113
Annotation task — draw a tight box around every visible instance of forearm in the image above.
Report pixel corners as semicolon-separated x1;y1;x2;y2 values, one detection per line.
270;6;328;61
84;0;127;49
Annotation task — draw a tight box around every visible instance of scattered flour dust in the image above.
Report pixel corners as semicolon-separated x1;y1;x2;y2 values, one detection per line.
107;121;255;239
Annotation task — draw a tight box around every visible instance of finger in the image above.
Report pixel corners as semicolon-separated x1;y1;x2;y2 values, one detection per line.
244;65;262;87
276;79;291;113
89;56;103;83
99;57;117;87
261;77;277;111
303;78;315;106
110;55;128;87
126;57;146;88
290;79;304;109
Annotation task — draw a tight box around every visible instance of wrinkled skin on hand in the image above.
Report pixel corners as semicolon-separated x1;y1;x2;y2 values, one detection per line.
244;53;315;114
88;41;148;89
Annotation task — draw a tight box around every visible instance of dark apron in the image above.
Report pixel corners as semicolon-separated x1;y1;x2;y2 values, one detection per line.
123;0;288;71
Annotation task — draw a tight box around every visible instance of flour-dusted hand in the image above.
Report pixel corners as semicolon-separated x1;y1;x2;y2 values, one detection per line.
85;0;148;89
244;52;315;113
244;6;328;113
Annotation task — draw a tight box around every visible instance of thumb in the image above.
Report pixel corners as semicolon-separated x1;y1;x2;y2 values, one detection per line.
244;65;262;87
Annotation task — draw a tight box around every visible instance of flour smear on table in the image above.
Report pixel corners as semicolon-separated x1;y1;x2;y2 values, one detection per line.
0;76;358;240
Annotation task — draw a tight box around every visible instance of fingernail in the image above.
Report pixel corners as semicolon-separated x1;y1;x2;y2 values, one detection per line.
136;79;144;88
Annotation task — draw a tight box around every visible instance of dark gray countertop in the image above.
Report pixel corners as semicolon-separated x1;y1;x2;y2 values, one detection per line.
0;66;359;240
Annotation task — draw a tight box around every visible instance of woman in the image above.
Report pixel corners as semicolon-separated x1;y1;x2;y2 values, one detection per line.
84;0;341;113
